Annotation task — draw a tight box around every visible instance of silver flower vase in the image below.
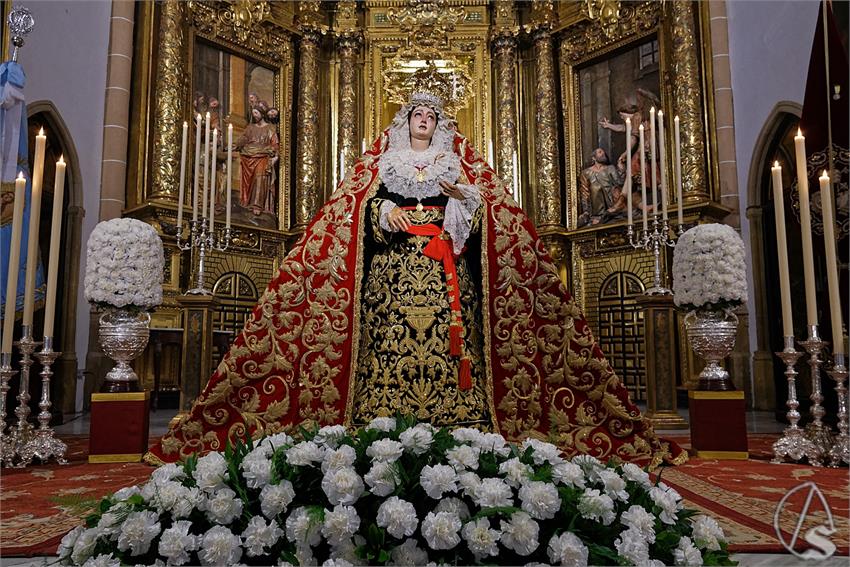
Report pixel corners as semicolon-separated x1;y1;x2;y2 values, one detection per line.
98;309;151;392
684;309;739;391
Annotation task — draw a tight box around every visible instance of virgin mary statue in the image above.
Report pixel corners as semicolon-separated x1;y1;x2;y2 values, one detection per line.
147;70;685;468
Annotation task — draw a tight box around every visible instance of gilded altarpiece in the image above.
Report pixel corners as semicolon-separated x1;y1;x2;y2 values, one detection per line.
555;1;725;395
127;1;296;391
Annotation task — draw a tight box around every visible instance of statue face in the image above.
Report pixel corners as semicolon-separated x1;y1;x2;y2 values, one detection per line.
409;105;437;143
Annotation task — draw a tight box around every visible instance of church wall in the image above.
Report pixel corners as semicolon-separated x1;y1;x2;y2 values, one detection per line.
17;0;112;408
725;0;819;402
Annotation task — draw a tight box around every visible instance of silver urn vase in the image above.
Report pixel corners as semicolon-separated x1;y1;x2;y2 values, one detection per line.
98;309;151;392
684;309;739;391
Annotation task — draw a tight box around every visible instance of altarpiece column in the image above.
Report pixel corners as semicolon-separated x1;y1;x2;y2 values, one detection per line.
491;0;519;185
335;1;362;177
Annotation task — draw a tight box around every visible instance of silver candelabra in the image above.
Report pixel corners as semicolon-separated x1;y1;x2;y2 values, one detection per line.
772;335;821;465
627;216;683;295
0;327;67;467
176;218;232;294
827;353;849;466
798;325;834;458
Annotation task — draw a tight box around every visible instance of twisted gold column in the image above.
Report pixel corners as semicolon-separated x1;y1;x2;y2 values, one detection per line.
295;29;323;228
491;0;519;185
670;0;708;202
150;0;185;201
337;37;361;176
493;35;518;181
529;2;561;227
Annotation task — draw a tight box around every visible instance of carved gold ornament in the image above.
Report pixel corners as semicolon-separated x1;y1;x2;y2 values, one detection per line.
387;0;465;48
585;0;622;38
383;52;473;117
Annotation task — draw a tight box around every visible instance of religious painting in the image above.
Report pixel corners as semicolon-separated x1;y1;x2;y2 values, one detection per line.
192;40;279;230
575;36;662;229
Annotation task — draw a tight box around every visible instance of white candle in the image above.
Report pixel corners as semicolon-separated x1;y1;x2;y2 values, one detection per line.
23;128;46;327
658;110;668;221
649;107;657;218
2;173;27;354
193;113;202;223
227;123;233;229
639;124;647;232
795;130;818;327
771;162;794;338
209;128;217;234
203;111;211;220
339;149;345;183
43;157;66;339
625;117;632;227
820;170;844;354
675;116;683;227
488;139;494;169
362;138;367;153
177;121;188;233
512;150;519;199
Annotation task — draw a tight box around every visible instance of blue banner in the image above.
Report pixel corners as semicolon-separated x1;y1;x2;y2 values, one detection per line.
1;60;45;321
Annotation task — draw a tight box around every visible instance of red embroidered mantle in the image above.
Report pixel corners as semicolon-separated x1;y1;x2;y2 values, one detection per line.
146;132;686;468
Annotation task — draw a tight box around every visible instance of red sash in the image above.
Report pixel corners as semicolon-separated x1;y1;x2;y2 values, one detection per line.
400;213;472;390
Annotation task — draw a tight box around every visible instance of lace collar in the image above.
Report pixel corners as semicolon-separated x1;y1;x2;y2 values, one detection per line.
378;145;461;201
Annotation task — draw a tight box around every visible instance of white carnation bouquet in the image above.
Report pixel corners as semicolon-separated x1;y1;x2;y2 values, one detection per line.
672;223;747;313
58;416;734;566
84;218;165;312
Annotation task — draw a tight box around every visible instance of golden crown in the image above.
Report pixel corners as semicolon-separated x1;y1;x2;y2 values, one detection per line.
383;50;472;116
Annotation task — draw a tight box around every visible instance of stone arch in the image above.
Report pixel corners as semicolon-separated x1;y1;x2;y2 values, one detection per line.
746;100;802;412
26;100;84;414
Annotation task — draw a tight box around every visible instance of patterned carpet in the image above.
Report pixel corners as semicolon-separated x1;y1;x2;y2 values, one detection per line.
0;433;847;558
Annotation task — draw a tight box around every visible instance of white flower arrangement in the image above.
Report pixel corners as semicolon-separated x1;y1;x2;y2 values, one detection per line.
84;218;164;311
58;416;734;566
672;223;747;312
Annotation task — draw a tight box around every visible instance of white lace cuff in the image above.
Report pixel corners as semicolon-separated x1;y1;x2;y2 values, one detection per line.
444;184;481;255
379;200;398;232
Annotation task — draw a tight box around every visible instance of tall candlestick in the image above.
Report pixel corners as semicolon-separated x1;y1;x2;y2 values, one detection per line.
193;114;202;223
674;116;683;226
639;124;647;231
649;107;657;217
210;128;218;234
2;174;27;354
772;162;794;338
42;157;66;339
227;123;233;229
177;121;188;232
512;150;519;198
23;128;46;327
657;110;668;220
795;130;818;327
625;117;632;227
820;171;844;354
203;111;211;220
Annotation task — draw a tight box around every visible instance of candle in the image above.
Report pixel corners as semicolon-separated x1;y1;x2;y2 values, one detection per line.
649;107;657;218
362;138;367;153
820;170;844;354
23;128;46;327
339;149;345;183
193;113;202;223
795;129;818;327
202;112;211;220
512;151;519;199
2;174;27;354
658;110;668;221
488;139;494;169
625;117;632;227
177;121;188;233
771;162;794;338
639;124;647;231
43;157;66;339
674;116;683;227
227;123;233;229
209;128;217;234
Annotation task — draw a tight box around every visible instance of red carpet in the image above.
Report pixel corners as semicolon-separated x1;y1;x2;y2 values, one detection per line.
0;436;154;557
0;433;847;558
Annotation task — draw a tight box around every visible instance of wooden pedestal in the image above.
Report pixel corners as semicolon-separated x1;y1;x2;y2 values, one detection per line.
89;391;150;463
688;390;748;459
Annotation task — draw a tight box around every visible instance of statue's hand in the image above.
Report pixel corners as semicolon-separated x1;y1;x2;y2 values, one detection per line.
439;180;465;200
388;207;411;231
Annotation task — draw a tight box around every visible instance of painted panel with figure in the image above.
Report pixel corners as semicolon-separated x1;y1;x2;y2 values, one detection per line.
193;40;280;229
576;36;661;228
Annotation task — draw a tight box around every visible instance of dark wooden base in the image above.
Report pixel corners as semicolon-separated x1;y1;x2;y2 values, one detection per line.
89;392;150;463
688;390;748;459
